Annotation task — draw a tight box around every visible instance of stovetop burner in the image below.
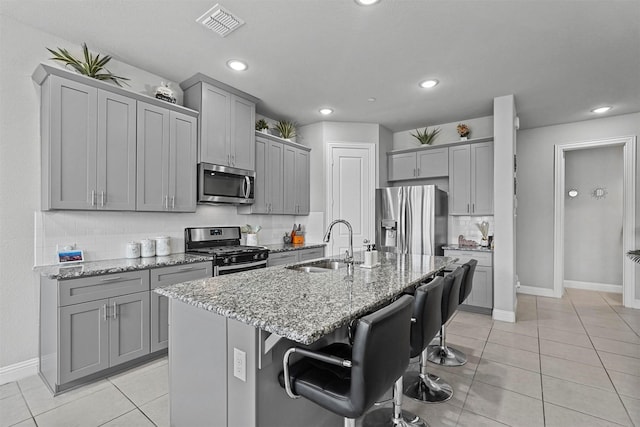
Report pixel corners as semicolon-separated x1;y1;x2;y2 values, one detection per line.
189;245;268;256
184;226;270;266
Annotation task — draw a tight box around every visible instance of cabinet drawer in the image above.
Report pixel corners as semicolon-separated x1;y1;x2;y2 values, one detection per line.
267;251;298;267
297;247;325;262
444;250;492;267
59;271;149;307
150;262;213;289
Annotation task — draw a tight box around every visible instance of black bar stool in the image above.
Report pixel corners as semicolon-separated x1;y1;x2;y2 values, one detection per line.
280;295;422;427
403;276;453;403
427;267;466;366
459;259;477;305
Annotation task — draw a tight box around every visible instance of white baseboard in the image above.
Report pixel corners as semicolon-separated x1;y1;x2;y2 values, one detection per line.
518;285;556;298
492;309;516;323
564;280;622;294
0;358;38;385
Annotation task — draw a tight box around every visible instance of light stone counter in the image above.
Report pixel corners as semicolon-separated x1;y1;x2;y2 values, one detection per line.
156;251;456;345
262;242;326;253
442;244;493;252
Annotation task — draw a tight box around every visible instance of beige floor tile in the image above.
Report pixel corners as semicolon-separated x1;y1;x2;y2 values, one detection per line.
600;292;623;307
543;402;627;427
401;398;461;427
419;365;472;409
139;393;169;427
537;308;580;322
580;315;632;330
100;408;155;427
0;393;32;427
584;324;640;344
488;329;539;353
540;355;614;391
537;318;586;334
541;375;632;426
445;333;487;357
590;336;640;359
446;323;491;342
536;297;575;314
619;313;640;331
463;381;544;427
620;395;640;427
538;326;592;348
482;342;540;373
539;339;602;367
608;370;640;400
474;359;542;399
34;386;134;427
0;382;21;400
598;351;640;376
19;375;111;416
428;353;480;380
451;311;494;328
108;362;168;407
10;419;37;427
491;319;538;338
456;410;510;426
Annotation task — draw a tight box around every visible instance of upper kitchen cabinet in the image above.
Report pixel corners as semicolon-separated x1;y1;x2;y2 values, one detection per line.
284;144;310;215
136;102;197;212
388;147;448;181
449;141;494;215
181;74;259;171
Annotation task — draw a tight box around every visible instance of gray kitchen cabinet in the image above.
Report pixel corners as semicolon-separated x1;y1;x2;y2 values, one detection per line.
284;145;311;215
108;291;150;366
388;147;449;181
39;75;136;210
136;101;197;212
444;249;493;312
297;247;325;262
448;142;493;215
149;262;213;352
267;247;325;266
181;75;258;170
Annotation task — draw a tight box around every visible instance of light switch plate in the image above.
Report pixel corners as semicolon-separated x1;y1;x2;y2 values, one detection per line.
233;348;246;382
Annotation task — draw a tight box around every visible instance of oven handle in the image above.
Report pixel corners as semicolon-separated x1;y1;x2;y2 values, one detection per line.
217;260;267;272
243;176;251;199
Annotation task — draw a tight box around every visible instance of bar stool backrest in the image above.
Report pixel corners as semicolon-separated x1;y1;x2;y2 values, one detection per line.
442;267;464;324
459;259;478;304
410;276;444;358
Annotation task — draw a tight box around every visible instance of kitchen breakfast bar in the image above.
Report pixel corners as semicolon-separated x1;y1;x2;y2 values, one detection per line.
156;252;457;427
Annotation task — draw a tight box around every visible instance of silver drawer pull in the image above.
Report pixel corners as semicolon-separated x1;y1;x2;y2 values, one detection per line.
112;301;118;320
178;266;194;271
100;276;122;282
102;304;107;321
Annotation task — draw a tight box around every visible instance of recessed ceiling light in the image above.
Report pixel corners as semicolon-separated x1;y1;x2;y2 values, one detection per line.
367;97;376;102
591;106;612;114
319;108;333;115
355;0;380;5
419;79;439;89
227;59;248;71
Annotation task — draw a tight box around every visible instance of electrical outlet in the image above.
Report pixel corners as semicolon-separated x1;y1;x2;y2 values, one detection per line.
233;348;246;382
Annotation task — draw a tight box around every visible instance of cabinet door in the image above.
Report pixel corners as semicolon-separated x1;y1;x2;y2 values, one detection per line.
283;145;297;214
466;266;493;309
250;138;269;213
388;153;416;181
136;102;170;211
48;76;97;209
448;145;471;215
200;83;231;165
471;142;494;215
295;149;310;215
417;148;448;178
151;292;169;352
297;247;325;262
267;141;284;214
96;90;136;210
109;291;150;366
59;300;109;384
267;251;298;267
169;111;197;212
230;96;255;171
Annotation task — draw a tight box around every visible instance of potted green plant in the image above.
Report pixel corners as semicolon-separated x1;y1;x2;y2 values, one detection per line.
411;126;440;145
255;119;269;133
46;43;129;87
274;120;296;140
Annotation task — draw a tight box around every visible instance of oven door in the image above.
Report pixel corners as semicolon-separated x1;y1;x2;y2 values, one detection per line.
215;260;267;276
198;163;255;205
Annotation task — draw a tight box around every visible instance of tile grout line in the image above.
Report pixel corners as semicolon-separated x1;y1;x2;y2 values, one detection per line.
105;379;159;427
15;379;37;427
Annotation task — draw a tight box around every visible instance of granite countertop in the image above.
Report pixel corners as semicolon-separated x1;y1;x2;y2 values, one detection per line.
156;251;457;345
34;253;213;280
442;244;493;252
262;242;326;253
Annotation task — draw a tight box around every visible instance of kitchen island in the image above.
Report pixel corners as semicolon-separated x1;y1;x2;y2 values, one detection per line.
156;251;456;427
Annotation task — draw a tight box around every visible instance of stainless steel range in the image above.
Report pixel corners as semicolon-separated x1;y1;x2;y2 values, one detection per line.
185;226;269;276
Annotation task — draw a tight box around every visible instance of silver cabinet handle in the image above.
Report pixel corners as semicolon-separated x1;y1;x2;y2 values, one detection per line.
417;168;421;176
101;191;105;207
91;190;96;206
413;168;416;177
178;266;194;271
100;276;122;282
227;153;231;166
467;203;470;213
472;203;475;213
112;301;117;320
231;154;235;166
103;304;107;321
171;196;175;209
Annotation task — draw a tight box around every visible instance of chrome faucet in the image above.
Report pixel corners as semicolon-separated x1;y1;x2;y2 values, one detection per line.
323;219;354;272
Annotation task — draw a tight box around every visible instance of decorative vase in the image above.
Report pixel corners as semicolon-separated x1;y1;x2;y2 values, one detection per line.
460;136;468;141
480;237;489;247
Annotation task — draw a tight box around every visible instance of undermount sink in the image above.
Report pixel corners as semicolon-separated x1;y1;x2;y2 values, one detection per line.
286;259;351;273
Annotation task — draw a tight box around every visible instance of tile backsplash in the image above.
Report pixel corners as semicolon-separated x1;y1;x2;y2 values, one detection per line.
448;215;494;244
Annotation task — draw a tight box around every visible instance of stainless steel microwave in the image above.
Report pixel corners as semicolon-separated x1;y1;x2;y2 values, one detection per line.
198;163;255;205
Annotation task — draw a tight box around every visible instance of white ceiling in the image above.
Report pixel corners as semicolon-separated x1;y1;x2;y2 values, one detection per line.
3;0;639;132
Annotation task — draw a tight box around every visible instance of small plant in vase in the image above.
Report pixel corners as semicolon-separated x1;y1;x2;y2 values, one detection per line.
411;127;441;145
274;120;296;140
255;119;269;133
457;123;470;140
46;43;130;87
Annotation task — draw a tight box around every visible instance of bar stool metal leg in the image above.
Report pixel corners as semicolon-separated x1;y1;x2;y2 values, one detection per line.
404;348;453;403
362;376;428;427
426;325;467;366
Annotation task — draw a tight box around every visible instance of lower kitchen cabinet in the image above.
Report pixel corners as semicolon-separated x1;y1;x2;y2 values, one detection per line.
267;247;325;266
444;249;493;313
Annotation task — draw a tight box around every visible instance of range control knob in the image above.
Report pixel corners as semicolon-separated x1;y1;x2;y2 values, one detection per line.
231;256;237;263
223;257;230;264
253;253;260;260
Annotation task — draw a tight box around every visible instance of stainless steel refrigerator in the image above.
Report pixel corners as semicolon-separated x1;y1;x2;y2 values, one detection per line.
375;185;448;256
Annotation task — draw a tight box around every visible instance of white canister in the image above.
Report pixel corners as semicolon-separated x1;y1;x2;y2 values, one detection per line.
155;236;171;256
141;239;156;257
246;233;258;246
125;242;141;259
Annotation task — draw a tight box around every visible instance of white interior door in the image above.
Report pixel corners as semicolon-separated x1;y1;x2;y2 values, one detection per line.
326;143;376;257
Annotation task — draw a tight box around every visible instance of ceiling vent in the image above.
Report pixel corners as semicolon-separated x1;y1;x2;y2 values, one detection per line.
196;4;245;37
